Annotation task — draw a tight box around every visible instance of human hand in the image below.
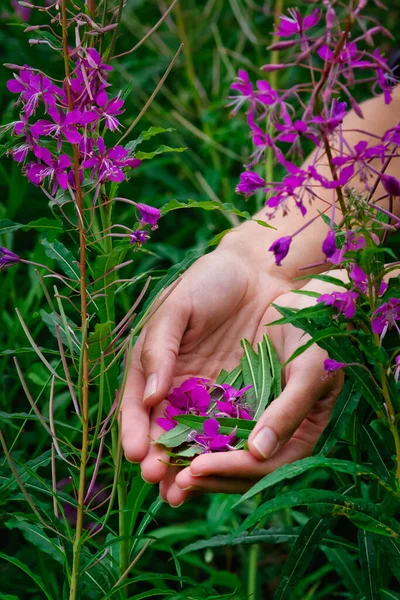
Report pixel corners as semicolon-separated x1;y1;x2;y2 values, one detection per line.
156;277;345;506
120;242;293;480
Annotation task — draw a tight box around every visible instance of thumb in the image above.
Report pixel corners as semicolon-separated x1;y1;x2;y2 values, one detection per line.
141;299;191;407
248;356;331;460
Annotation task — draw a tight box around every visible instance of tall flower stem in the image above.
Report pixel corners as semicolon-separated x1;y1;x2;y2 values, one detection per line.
61;3;90;599
98;193;129;582
379;365;400;486
265;0;284;186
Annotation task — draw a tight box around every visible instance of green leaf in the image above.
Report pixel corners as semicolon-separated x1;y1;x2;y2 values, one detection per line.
236;456;395;506
0;552;53;600
294;274;348;287
381;589;400;599
93;248;128;324
40;310;81;353
265;334;282;397
362;425;393;482
41;238;79;280
321;547;362;597
23;217;63;233
174;414;255;439
314;380;361;456
5;519;64;565
359;529;380;600
157;423;192;448
0;218;23;235
240;339;259;399
236;489;400;538
160;199;253;220
124;475;152;537
179;527;357;556
135;145;187;160
125;126;175;151
273;517;329;600
254;337;273;421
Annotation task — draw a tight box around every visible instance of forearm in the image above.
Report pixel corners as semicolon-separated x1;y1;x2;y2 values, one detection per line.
219;87;400;282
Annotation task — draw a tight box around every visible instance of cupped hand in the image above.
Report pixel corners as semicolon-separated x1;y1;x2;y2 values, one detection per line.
120;245;292;478
157;277;345;506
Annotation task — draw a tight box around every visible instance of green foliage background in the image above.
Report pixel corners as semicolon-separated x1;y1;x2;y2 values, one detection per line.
1;1;400;599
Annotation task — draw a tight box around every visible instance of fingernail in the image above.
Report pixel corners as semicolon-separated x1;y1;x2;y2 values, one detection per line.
252;427;278;459
171;501;184;508
143;373;158;402
190;472;205;477
181;485;195;491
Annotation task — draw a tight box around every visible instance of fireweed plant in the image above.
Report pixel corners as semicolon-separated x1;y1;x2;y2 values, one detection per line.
172;0;400;597
0;0;260;598
2;0;400;598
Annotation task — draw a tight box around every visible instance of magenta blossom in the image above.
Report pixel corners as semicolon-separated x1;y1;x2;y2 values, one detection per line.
394;356;400;383
349;264;387;296
381;174;400;197
371;298;400;338
269;236;292;266
227;69;254;114
27;148;71;193
324;359;347;373
275;8;320;38
0;248;20;271
236;171;266;197
317;290;359;319
82;138;141;183
322;230;337;259
8;70;61;117
94;91;125;131
193;419;236;453
330;231;366;265
215;383;253;420
130;230;150;247
136;203;161;230
31;107;82;152
157;378;211;432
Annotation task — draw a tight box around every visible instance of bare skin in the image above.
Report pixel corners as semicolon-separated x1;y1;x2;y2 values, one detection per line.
121;89;400;505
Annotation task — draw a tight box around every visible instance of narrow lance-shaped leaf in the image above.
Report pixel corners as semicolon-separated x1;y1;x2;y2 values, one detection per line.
273;517;329;600
358;529;381;600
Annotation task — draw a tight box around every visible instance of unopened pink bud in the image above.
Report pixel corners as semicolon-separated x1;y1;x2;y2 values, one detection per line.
29;38;41;44
268;39;297;51
261;63;287;72
24;25;42;31
18;1;35;7
326;7;335;29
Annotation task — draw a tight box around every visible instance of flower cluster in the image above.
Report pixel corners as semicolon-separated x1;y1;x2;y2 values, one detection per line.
3;48;161;253
157;377;253;453
229;3;400;267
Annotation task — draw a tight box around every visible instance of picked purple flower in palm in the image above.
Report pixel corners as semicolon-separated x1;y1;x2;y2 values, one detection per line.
193;419;236;453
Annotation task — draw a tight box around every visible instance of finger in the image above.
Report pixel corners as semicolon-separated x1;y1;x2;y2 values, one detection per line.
141;297;191;407
172;468;257;495
248;348;333;460
161;465;194;507
159;464;182;502
120;336;150;463
187;437;316;481
140;401;172;484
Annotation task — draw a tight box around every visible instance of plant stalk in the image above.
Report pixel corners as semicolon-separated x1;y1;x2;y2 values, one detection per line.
62;3;90;599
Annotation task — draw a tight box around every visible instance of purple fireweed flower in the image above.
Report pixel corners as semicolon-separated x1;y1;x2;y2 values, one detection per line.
30;107;82;152
394;356;400;383
215;398;253;420
130;229;150;247
275;118;319;147
322;230;337;259
11;71;61;117
374;49;393;105
227;69;254;114
371;298;400;338
136;203;161;230
82;138;141;183
157;405;183;432
269;236;292;266
166;378;211;415
330;231;366;265
256;80;278;106
313;100;347;134
83;48;113;89
27;148;71;193
381;174;400;197
236;171;266;196
193;419;236;453
275;8;320;38
94;91;124;131
265;171;308;216
0;247;20;271
324;359;347;372
349;265;387;296
317;290;359;319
